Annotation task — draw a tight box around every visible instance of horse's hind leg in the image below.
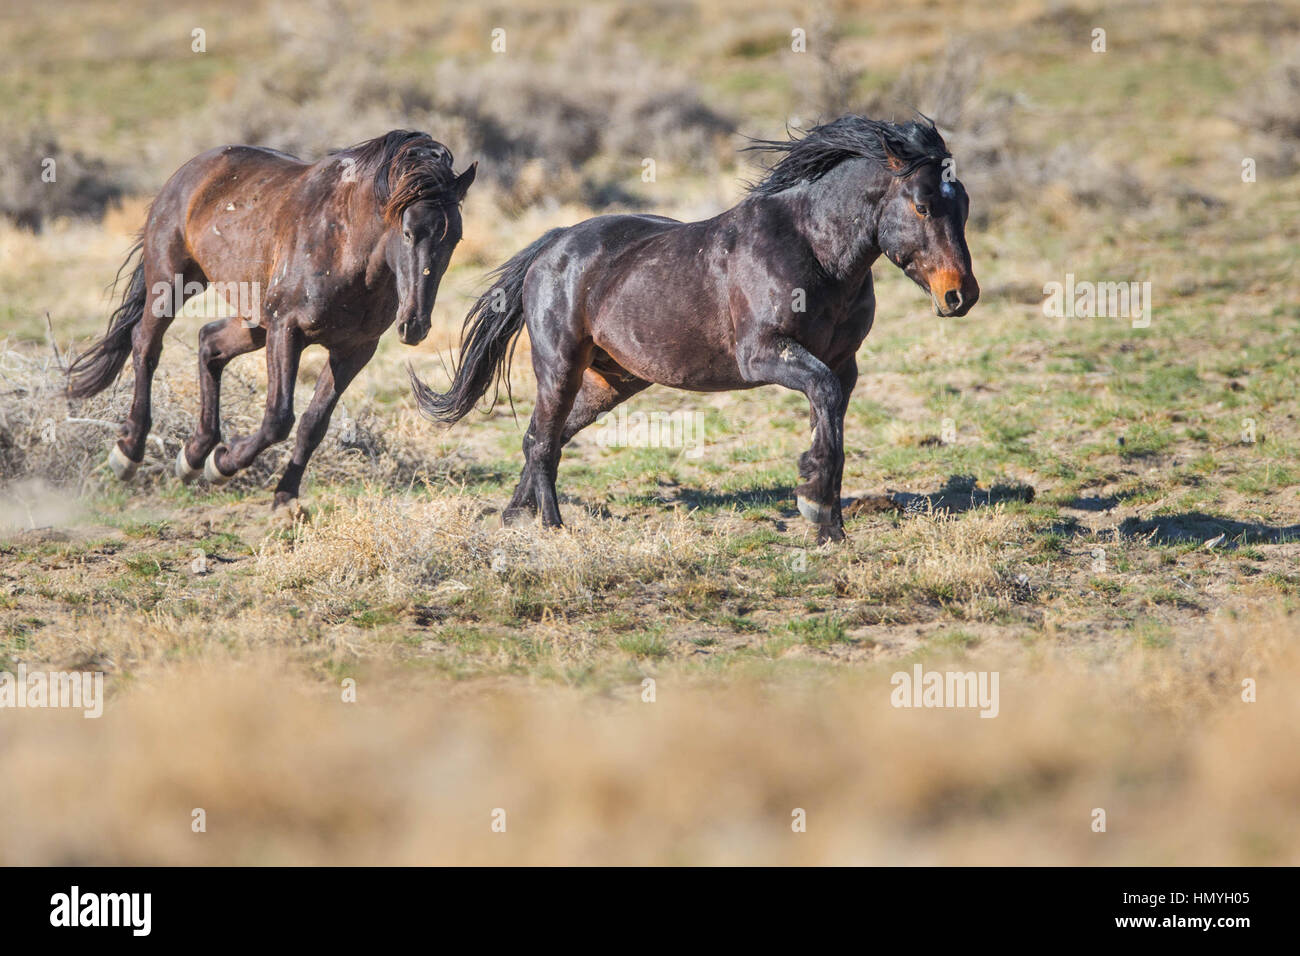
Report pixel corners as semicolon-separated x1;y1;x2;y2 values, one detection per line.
206;322;302;481
503;362;648;525
115;249;205;476
561;361;651;445
176;317;265;481
512;331;591;529
271;338;377;512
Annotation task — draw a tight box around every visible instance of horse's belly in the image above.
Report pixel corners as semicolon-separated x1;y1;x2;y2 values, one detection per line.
593;321;745;391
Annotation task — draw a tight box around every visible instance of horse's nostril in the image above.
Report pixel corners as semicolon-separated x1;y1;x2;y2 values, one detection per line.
944;290;962;312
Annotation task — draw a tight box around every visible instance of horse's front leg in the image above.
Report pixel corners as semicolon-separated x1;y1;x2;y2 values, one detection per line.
738;335;846;544
797;357;858;533
831;359;859;529
271;338;378;513
205;322;303;482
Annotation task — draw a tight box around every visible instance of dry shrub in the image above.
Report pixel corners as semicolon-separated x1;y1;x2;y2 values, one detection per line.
1243;42;1300;175
429;6;734;196
0;129;127;231
0;343;154;495
0;335;467;504
1246;43;1300;141
174;3;442;170
257;493;730;609
171;2;733;216
834;506;1022;612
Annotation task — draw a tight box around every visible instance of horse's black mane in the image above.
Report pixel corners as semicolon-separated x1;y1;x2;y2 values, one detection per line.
342;130;458;221
745;116;950;196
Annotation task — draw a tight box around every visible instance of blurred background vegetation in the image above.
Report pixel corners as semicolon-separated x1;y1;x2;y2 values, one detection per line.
3;0;1297;241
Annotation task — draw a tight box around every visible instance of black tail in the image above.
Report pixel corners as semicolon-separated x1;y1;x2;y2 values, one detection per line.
409;227;567;424
67;241;147;399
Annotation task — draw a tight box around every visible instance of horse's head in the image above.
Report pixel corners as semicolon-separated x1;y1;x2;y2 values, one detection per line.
380;140;477;345
877;152;979;318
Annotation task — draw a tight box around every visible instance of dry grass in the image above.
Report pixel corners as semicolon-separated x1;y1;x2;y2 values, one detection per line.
833;506;1021;613
257;495;729;604
1;609;1295;865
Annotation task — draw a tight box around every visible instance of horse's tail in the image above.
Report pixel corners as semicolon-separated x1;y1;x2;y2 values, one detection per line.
409;227;568;424
67;240;148;400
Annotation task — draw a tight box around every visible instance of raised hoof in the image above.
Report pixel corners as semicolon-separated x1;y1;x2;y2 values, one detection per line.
796;494;833;526
501;506;536;528
204;445;235;485
175;446;203;483
107;443;142;481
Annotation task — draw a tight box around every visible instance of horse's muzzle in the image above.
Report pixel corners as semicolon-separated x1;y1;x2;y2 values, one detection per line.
397;320;428;345
931;277;980;317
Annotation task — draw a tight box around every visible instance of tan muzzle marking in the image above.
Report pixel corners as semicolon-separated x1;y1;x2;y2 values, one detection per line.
927;265;963;298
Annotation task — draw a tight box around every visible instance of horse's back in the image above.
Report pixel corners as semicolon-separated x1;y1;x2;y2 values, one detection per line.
163;146;320;283
179;145;312;205
555;213;684;257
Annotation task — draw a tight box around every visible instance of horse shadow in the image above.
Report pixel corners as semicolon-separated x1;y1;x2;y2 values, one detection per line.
607;475;1296;548
845;474;1035;517
1117;512;1300;545
662;475;1034;518
664;483;795;511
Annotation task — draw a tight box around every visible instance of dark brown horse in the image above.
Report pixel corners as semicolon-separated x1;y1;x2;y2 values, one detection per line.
411;116;977;543
68;130;475;511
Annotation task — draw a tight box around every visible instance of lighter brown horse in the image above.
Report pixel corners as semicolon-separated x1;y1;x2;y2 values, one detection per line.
68;130;476;511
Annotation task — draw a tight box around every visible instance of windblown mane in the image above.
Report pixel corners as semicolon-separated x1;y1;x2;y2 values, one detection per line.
744;115;950;196
339;130;459;223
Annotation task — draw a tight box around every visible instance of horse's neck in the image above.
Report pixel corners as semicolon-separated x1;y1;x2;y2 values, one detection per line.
341;184;394;282
349;186;391;244
774;160;886;282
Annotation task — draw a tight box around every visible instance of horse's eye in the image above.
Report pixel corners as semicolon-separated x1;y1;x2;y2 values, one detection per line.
403;229;413;244
915;203;930;218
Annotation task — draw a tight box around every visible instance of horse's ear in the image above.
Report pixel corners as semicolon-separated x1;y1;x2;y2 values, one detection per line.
454;162;478;201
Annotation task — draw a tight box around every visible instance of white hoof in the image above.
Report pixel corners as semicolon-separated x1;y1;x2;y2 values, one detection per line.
107;443;141;481
204;445;234;484
797;495;832;525
175;446;203;483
